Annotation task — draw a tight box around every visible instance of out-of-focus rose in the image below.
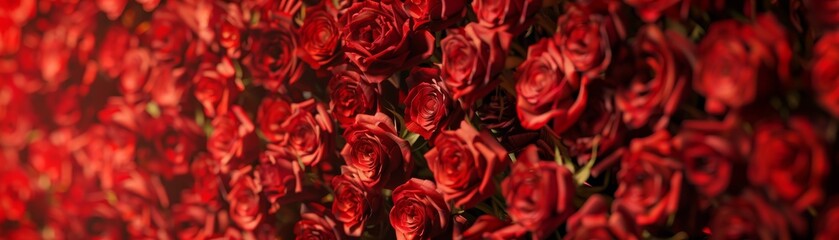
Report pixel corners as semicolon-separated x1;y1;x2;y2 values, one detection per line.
98;26;133;78
255;150;305;212
615;132;682;226
812;32;839;117
172;190;217;240
404;67;455;139
556;1;625;80
624;0;686;22
39;26;72;88
193;57;241;118
144;8;197;67
246;15;303;91
73;124;137;185
457;215;511;240
476;90;517;131
341;113;412;189
142;112;203;178
44;86;82;127
96;0;127;20
331;166;380;237
673;119;748;197
0;17;21;56
441;23;511;108
136;0;160;11
805;0;839;31
208;106;256;173
340;0;435;83
502;145;575;239
561;90;625;175
472;0;541;34
146;66;189;108
404;0;466;31
709;191;804;240
616;25;692;130
119;48;153;98
299;2;341;70
425;120;508;209
189;153;221;206
515;38;587;134
0;0;35;25
28;135;73;188
390;178;451;240
694;14;792;114
259;98;333;167
295;203;345;240
816;201;839;240
328;65;378;128
227;166;264;231
750;117;828;211
0;81;35;149
565;195;640;240
0;168;32;222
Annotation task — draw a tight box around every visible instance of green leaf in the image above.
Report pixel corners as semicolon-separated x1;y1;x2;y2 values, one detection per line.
573;141;599;185
405;132;421;146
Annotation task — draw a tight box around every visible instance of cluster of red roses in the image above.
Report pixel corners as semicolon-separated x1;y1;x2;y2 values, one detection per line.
3;0;839;239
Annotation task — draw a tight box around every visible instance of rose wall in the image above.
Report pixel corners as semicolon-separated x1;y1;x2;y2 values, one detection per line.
2;0;839;239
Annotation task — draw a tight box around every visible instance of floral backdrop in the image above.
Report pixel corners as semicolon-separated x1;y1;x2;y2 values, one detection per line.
1;0;839;239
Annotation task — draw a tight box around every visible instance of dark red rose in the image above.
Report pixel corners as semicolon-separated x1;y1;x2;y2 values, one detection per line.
501;145;576;239
143;8;197;67
142;112;204;178
624;0;686;22
616;25;692;130
694;14;792;114
812;32;839;117
615;132;683;226
193;56;241;118
555;1;626;80
816;201;839;240
709;191;804;240
457;215;512;240
476;89;517;131
805;0;839;31
44;85;82;127
390;178;451;240
673;119;749;197
341;112;412;189
246;15;304;91
216;3;248;58
328;65;378;128
515;38;587;134
340;0;435;83
331;166;381;237
472;0;541;34
404;67;455;140
299;2;341;70
295;203;345;240
0;168;32;222
227;166;264;231
565;195;640;240
749;117;828;211
425;120;508;209
441;23;511;108
403;0;466;31
561;90;625;176
0;17;21;56
259;98;333;167
208;106;257;173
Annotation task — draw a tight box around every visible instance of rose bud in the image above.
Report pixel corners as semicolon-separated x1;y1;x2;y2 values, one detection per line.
561;90;625;176
341;112;412;189
624;0;687;22
673;119;749;198
516;37;588;134
749;117;828;211
556;1;626;80
259;97;333;167
441;23;512;108
245;15;304;91
709;191;805;240
616;25;693;130
472;0;541;34
615;132;683;226
425;120;508;209
565;195;641;240
331;166;381;237
390;178;451;240
404;0;466;31
502;144;576;239
404;67;456;140
193;57;241;118
812;32;839;117
254;151;303;208
227;166;264;231
328;65;379;128
340;0;434;83
694;14;792;114
208;106;257;173
805;0;839;31
299;2;342;70
295;203;345;239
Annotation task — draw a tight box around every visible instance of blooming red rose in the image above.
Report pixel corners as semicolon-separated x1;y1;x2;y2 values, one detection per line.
246;15;304;91
255;151;303;207
673;119;748;197
709;191;804;240
328;65;378;128
98;26;133;78
295;203;345;240
515;38;587;134
565;195;640;240
73;124;137;185
28;135;72;188
340;0;434;83
404;67;455;139
616;25;692;130
390;178;451;240
331;166;381;237
555;1;626;80
425;120;508;209
227;166;264;231
341;112;412;189
193;56;241;118
615;132;683;226
501;144;576;239
441;23;511;108
472;0;541;34
624;0;686;22
208;106;257;173
750;117;828;211
403;0;466;31
299;2;341;70
259;98;333;167
812;32;839;117
694;14;792;114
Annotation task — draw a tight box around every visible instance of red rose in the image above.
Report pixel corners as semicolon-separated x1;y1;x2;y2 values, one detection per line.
472;0;541;34
331;166;381;237
501;145;576;239
816;201;839;240
98;26;133;78
73;124;137;185
227;166;264;231
425;120;508;209
441;23;511;108
172;191;217;240
299;2;341;70
147;66;190;108
208;106;257;173
0;17;21;56
340;0;434;83
0;0;35;25
624;0;686;22
390;178;451;240
328;65;378;128
143;8;197;67
245;15;304;91
565;195;640;240
341;112;412;189
189;153;221;206
28;135;72;188
193;57;241;118
561;90;625;176
515;38;587;134
136;0;160;11
259;98;333;167
404;67;455;139
0;81;35;149
476;90;517;131
616;25;692;130
805;0;839;31
254;151;303;207
673;119;748;197
812;32;839;117
0;168;32;222
709;191;804;240
38;26;72;88
403;0;466;31
119;48;153;97
457;215;511;240
95;0;127;19
295;203;345;240
615;132;683;226
556;1;626;79
750;117;828;211
694;14;792;114
142;112;203;178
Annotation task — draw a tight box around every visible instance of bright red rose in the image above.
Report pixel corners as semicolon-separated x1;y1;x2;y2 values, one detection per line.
38;26;73;88
813;32;839;117
0;17;21;56
615;132;683;226
709;191;804;240
98;26;133;78
295;203;345;240
246;15;304;91
136;0;160;11
624;0;686;22
0;168;32;222
472;0;541;34
425;120;508;209
208;106;257;173
515;38;587;134
403;0;466;31
227;166;264;231
555;1;626;80
259;98;333;167
0;0;35;25
95;0;127;19
331;166;381;237
73;124;137;184
193;56;241;118
404;67;455;139
328;65;378;128
565;195;640;240
502;145;576;239
28;135;73;188
673;119;749;197
341;112;412;189
299;2;341;70
390;178;451;240
441;23;511;108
